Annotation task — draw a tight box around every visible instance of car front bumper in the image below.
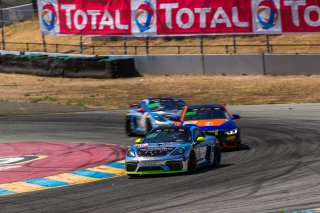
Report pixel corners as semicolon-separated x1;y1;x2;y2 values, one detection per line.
205;130;241;149
220;135;241;149
125;156;189;175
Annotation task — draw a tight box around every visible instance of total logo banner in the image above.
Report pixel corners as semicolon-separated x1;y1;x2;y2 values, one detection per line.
37;0;320;36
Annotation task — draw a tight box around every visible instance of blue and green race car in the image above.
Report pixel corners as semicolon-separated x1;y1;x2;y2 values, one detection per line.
125;98;186;136
125;125;221;177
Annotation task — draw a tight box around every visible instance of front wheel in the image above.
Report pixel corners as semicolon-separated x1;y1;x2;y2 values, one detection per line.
127;174;140;178
125;117;134;137
188;152;197;172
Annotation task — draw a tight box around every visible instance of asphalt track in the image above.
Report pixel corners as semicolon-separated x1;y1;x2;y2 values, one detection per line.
0;103;320;212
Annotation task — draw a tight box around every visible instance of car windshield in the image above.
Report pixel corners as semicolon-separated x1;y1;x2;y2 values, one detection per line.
144;128;191;143
148;99;185;112
184;107;228;120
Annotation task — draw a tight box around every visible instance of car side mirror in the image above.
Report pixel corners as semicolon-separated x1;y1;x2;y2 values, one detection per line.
137;108;145;113
129;103;137;108
172;116;181;122
135;138;142;144
232;114;240;120
196;137;206;143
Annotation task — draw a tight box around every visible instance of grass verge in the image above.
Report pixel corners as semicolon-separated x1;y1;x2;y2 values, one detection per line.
0;73;319;109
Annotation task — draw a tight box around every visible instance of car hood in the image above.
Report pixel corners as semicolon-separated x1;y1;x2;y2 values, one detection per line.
133;142;191;157
183;119;238;131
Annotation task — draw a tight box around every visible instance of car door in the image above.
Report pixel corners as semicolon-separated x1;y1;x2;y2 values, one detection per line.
193;129;208;165
136;101;147;130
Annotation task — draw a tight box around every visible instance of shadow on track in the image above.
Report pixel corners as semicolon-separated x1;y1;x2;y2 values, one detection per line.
126;164;234;179
222;144;250;153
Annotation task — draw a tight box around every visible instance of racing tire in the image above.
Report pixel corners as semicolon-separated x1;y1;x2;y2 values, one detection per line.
188;152;197;172
125;117;134;137
236;139;242;150
127;174;140;178
146;119;152;134
213;146;221;167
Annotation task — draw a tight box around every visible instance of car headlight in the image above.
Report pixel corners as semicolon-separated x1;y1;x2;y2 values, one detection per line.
127;149;136;157
172;147;185;155
225;128;238;135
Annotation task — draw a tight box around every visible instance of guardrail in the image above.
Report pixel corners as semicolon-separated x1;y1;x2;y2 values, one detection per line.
2;41;320;55
0;3;34;24
0;53;140;78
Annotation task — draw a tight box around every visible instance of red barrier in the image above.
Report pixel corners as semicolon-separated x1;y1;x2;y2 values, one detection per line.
37;0;320;36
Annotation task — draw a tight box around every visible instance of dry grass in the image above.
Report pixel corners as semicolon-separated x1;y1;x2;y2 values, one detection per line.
0;74;319;109
3;19;320;54
1;20;320;109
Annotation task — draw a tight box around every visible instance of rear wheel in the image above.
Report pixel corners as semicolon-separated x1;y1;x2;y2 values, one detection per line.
188;152;197;172
213;146;221;166
125;117;134;137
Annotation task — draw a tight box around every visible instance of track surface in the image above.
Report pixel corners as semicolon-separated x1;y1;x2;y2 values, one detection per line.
0;103;320;212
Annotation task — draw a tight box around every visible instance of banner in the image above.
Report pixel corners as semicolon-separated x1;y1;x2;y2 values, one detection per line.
38;0;320;36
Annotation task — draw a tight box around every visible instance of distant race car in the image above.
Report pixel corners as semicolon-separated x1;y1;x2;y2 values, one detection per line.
173;104;241;149
125;125;221;177
125;98;186;136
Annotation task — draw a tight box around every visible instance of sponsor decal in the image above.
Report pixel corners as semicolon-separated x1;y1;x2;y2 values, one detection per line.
38;0;60;35
146;133;158;138
257;0;279;29
0;155;46;165
156;0;251;34
215;130;219;136
0;155;46;171
186;111;197;116
132;0;157;35
41;3;57;31
141;144;148;149
282;0;320;32
184;121;198;125
37;0;320;36
135;1;155;32
143;161;157;166
253;0;281;33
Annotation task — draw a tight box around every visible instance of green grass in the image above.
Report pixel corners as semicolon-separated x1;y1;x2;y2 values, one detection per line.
65;99;86;107
31;96;58;103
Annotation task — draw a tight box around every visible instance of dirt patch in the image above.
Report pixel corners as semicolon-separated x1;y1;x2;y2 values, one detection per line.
0;73;319;109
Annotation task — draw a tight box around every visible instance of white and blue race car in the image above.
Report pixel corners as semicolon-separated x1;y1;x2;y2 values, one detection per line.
125;125;221;177
125;98;186;136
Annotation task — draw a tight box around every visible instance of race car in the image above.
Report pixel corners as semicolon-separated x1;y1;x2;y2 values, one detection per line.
173;104;241;149
125;98;186;136
125;125;221;177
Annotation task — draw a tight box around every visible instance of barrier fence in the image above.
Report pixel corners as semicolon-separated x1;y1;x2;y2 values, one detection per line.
3;41;320;55
1;3;320;77
2;2;320;56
